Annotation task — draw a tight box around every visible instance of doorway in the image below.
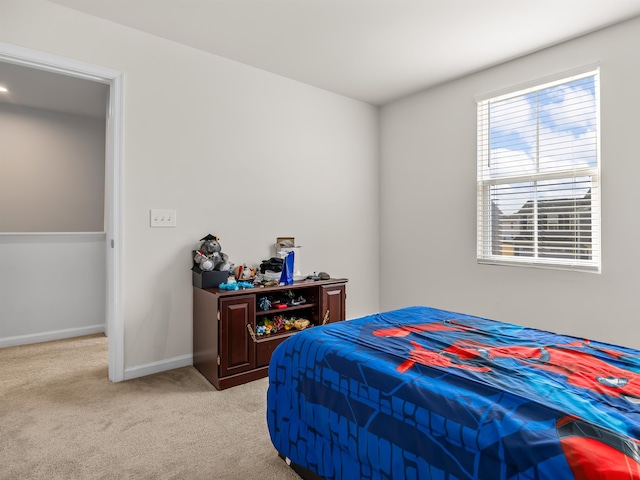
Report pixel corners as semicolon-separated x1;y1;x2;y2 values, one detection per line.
0;42;124;381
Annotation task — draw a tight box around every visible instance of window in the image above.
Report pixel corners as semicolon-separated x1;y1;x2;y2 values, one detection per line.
477;68;600;272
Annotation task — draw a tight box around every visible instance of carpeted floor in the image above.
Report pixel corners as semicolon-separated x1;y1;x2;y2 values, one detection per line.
0;334;301;480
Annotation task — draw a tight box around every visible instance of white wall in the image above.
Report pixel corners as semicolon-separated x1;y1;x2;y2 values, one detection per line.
0;104;107;346
0;104;106;232
380;16;640;349
0;233;106;347
0;0;380;372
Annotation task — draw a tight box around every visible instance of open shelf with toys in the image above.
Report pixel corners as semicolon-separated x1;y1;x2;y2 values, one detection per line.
193;278;347;390
253;287;321;338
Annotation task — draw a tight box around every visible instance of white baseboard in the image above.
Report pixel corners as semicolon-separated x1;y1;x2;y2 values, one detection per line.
0;324;106;349
123;354;193;381
1;326;193;381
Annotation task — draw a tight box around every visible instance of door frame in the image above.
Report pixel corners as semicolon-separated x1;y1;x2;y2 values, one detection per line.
0;42;125;381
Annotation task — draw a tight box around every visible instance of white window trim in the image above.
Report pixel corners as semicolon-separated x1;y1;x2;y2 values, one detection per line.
476;67;601;273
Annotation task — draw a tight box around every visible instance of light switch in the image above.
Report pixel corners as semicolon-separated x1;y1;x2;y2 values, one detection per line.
150;209;176;227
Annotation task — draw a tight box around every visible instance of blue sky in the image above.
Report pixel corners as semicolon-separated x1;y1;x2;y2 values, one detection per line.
486;75;597;215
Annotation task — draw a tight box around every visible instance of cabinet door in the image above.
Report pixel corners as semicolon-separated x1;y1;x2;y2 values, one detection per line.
219;295;256;377
320;285;346;324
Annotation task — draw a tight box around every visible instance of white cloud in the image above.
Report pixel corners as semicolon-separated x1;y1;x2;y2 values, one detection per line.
488;79;597;215
489;147;535;179
539;84;596;132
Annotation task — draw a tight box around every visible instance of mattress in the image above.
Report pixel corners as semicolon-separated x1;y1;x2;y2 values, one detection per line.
267;306;640;479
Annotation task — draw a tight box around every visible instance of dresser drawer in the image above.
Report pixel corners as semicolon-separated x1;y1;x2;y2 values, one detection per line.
256;335;291;367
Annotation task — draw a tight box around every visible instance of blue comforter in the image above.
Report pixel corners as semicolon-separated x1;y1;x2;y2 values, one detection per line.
267;306;640;479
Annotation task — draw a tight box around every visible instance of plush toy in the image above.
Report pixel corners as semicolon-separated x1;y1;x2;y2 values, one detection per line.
194;234;232;272
194;250;215;271
219;281;253;291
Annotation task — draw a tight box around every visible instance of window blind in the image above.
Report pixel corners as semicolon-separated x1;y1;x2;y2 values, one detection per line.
477;69;600;272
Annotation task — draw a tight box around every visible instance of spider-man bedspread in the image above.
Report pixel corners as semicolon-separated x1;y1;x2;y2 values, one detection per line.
266;306;640;480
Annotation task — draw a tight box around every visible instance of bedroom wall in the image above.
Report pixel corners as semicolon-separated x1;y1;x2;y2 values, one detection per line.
0;104;107;345
0;0;380;372
380;16;640;349
0;233;106;347
0;104;105;232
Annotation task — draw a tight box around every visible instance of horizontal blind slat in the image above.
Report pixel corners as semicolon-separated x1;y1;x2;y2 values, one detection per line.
477;69;600;271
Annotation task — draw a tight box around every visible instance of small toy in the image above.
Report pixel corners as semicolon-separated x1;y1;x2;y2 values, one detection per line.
288;295;306;306
260;318;277;334
235;264;256;280
219;281;253;291
293;319;311;330
306;271;330;281
259;297;272;311
194;234;232;272
272;315;285;330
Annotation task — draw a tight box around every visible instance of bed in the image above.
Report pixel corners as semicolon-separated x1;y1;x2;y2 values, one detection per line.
267;306;640;479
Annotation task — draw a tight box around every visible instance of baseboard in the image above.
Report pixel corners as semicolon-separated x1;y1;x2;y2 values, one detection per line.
123;354;193;381
1;327;193;381
0;324;106;349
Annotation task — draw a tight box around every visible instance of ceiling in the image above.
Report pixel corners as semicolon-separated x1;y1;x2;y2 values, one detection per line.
0;61;109;118
46;0;640;105
2;0;640;116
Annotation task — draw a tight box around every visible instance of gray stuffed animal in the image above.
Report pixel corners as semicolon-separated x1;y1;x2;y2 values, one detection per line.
194;234;232;272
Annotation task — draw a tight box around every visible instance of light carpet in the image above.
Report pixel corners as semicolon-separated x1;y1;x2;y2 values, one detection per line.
0;334;301;480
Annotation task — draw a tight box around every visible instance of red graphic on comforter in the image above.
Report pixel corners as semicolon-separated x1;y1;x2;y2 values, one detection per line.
373;320;640;478
373;320;640;402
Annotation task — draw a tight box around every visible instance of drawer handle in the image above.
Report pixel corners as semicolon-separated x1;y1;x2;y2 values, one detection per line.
322;310;330;325
247;324;257;343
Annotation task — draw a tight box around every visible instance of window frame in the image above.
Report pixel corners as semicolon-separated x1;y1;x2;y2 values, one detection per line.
476;67;601;273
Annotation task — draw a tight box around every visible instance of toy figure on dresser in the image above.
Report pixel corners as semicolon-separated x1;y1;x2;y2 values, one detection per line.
234;264;256;281
255;315;312;336
194;234;232;272
258;296;272;311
